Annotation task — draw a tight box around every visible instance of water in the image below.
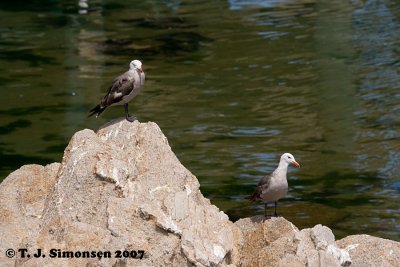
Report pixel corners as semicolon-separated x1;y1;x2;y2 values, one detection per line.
1;0;399;241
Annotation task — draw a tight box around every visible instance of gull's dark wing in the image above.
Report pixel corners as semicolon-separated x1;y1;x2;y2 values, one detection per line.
101;73;136;106
245;174;272;201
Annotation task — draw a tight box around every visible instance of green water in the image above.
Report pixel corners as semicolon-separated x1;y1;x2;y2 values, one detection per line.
1;0;399;241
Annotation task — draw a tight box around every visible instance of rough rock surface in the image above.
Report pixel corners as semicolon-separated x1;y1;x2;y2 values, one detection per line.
234;216;352;267
0;119;234;267
0;163;60;265
0;119;399;267
337;234;400;267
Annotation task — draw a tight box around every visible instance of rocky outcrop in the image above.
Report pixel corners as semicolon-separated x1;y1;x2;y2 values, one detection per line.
337;235;400;267
0;119;234;267
0;163;60;265
0;119;399;267
235;216;351;267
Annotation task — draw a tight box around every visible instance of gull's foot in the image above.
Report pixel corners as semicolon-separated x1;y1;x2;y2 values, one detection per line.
126;115;137;122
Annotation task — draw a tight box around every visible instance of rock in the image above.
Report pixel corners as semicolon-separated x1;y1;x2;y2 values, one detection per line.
234;216;298;266
0;163;60;267
0;119;234;267
234;217;351;267
0;119;399;267
337;234;400;267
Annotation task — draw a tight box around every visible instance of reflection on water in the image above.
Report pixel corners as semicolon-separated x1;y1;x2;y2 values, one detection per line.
0;0;399;240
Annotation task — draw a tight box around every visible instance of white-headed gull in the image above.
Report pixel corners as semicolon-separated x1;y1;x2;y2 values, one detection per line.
246;153;300;217
89;59;145;122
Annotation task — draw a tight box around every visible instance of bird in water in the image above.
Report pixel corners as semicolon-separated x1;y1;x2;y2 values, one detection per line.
246;153;300;217
88;59;145;122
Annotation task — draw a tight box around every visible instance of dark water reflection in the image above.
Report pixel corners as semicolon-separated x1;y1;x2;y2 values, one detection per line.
0;0;399;240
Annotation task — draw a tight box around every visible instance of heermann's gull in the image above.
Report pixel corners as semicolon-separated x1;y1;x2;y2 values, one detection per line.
88;59;145;122
246;153;300;217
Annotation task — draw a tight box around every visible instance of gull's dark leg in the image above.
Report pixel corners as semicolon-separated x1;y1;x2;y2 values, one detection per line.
124;103;136;122
264;202;268;218
274;201;278;217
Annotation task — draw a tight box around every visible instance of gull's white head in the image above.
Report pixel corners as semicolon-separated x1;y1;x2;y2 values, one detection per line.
129;59;143;72
280;153;300;168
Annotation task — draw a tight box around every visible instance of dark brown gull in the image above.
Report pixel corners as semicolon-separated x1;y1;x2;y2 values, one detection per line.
89;59;145;122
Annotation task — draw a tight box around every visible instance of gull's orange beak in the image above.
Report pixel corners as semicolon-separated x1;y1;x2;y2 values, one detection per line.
291;161;300;168
139;67;144;73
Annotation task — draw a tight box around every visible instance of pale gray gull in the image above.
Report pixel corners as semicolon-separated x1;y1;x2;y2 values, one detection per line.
246;153;300;217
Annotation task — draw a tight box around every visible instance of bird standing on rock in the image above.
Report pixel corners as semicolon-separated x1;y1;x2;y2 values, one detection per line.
88;59;145;122
246;153;300;217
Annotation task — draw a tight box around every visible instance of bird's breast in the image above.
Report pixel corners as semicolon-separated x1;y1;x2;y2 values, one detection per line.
260;177;288;202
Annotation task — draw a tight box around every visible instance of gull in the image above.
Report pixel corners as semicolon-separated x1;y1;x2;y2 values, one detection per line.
246;153;300;217
88;59;145;122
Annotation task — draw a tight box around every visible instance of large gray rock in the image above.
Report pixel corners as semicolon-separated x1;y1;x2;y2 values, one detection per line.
0;119;234;267
337;234;400;267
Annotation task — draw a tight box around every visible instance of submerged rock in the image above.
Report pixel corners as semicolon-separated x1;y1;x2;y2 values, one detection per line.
0;119;398;266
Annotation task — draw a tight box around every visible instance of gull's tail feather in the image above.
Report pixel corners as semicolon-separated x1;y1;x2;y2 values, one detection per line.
88;104;106;118
244;193;258;201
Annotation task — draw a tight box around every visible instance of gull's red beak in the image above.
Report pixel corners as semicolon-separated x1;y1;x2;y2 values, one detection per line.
139;67;144;73
291;161;300;168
